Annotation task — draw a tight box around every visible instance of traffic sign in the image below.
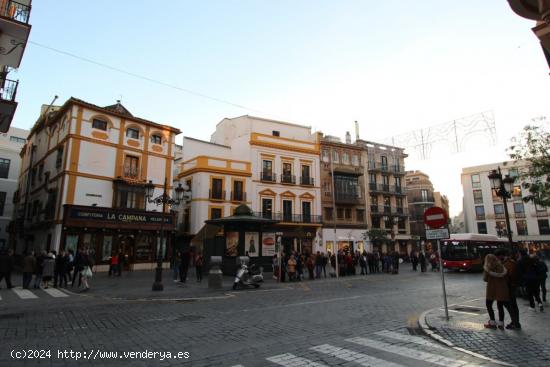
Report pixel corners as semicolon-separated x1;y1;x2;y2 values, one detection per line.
423;207;448;229
426;228;450;240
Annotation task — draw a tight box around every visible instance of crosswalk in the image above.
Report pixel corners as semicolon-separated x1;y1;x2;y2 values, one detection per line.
0;287;70;301
234;329;499;367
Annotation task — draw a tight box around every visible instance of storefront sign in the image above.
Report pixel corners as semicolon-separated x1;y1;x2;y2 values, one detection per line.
67;206;173;226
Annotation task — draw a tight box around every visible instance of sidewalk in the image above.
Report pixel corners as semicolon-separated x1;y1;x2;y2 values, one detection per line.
420;297;550;367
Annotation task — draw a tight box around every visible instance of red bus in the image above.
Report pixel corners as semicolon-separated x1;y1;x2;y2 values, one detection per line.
440;233;510;272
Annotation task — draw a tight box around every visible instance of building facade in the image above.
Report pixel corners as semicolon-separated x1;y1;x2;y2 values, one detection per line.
0;0;32;132
462;161;550;247
12;98;180;271
319;133;368;253
0;126;27;249
177;115;322;261
363;141;411;254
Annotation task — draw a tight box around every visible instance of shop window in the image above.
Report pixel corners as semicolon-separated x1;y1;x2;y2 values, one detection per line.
150;134;162;145
135;235;154;262
101;236;113;262
92;118;108;131
126;127;140;139
0;158;10;179
64;235;79;254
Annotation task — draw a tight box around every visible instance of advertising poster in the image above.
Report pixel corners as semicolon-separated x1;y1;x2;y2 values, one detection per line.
244;232;259;257
225;232;239;257
262;232;276;257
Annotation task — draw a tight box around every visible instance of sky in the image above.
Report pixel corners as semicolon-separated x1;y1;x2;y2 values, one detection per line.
10;0;550;217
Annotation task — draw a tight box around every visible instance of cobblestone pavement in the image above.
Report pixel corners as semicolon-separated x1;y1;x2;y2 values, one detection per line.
0;268;527;366
422;294;550;367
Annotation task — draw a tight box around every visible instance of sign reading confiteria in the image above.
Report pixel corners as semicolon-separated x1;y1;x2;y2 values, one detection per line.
66;206;173;226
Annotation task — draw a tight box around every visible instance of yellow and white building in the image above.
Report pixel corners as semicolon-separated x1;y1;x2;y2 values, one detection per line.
13;97;180;270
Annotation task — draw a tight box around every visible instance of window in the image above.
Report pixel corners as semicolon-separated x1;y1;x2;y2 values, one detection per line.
477;222;488;234
0;158;10;178
516;220;528;236
508;168;519;178
38;164;44;182
471;174;481;188
123;156;139;178
282;162;293;183
381;156;388;169
352;155;359;166
396;197;403;208
475;206;485;220
302;201;311;222
382;175;389;186
115;185;145;210
513;202;524;214
323;181;331;197
371;215;381;228
383;196;391;208
344;208;352;220
321;149;329;162
337;208;344;219
324;207;333;221
210;207;222;220
0;192;5;216
232;180;244;201
473;189;483;204
538;219;550;235
92;118;108;131
494;204;504;215
535;203;547;212
9;136;25;144
332;150;339;163
262;198;273;219
342;152;350;165
272;130;280;137
512;185;522;198
369;173;376;184
31;167;37;186
126;127;140;139
395;177;401;188
150;134;162;145
370;195;378;206
262;160;273;181
356;209;364;222
283;200;293;221
421;189;428;202
56;147;63;169
496;221;506;235
210;178;224;200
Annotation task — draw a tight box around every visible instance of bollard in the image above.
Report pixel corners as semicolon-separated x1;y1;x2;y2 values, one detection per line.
208;256;223;289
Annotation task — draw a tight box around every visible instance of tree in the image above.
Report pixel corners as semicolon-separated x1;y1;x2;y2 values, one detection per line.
367;228;388;249
508;118;550;208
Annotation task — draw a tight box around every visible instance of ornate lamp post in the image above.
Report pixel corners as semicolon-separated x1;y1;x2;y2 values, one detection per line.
145;177;184;291
488;167;516;248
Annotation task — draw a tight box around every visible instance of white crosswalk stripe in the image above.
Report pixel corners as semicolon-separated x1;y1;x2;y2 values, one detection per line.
310;344;405;367
346;337;472;367
42;288;69;298
374;330;447;350
266;353;329;366
11;287;38;299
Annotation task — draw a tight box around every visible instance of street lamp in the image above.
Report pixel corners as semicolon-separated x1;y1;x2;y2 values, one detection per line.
145;177;185;291
488;167;515;248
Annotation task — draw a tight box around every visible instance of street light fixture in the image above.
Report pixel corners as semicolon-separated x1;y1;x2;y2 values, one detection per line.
145;177;185;291
487;167;515;248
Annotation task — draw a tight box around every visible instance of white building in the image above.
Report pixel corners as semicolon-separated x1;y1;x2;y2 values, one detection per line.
0;126;27;249
462;161;550;245
13;98;180;270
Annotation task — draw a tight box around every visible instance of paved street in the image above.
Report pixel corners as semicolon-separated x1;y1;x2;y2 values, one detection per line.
0;267;539;366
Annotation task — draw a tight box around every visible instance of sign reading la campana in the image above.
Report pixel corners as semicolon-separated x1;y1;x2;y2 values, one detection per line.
67;207;173;225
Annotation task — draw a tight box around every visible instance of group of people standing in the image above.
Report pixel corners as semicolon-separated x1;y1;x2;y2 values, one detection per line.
409;251;440;272
172;250;204;283
0;248;94;292
483;250;548;330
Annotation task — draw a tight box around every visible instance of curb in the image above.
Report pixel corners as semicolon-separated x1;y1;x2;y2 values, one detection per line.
418;307;516;367
61;287;237;302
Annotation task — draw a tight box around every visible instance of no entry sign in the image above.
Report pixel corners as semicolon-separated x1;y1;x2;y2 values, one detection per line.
423;207;448;229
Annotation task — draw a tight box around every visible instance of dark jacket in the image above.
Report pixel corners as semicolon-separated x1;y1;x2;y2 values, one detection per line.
0;251;14;273
23;254;36;273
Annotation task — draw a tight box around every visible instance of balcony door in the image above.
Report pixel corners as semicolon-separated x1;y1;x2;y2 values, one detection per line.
123;155;139;179
283;200;293;222
302;201;311;223
262;198;273;219
262;160;273;181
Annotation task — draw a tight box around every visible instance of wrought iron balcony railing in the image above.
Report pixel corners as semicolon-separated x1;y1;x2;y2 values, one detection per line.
335;192;361;203
280;174;296;184
0;0;31;24
300;176;314;186
253;212;322;224
260;171;276;182
231;191;246;202
209;189;225;201
0;78;18;102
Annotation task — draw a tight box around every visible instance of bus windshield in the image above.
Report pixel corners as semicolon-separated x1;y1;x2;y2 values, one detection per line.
441;240;478;261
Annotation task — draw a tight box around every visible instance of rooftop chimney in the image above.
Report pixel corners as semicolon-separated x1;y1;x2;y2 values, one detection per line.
345;131;351;144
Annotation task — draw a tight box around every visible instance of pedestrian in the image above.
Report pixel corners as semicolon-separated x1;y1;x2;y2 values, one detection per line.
22;251;36;289
280;251;287;282
419;252;427;272
108;251;119;277
523;255;544;312
117;250;124;276
55;250;68;288
296;253;304;281
67;249;74;280
392;251;400;274
287;255;297;281
537;256;547;303
315;251;323;279
80;250;92;291
42;252;55;289
321;252;328;278
195;251;204;283
307;253;315;280
345;252;354;276
411;251;419;271
71;248;83;288
172;251;181;282
483;254;510;330
359;251;367;275
272;254;279;280
497;250;521;330
34;251;46;289
180;250;190;283
0;249;14;289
